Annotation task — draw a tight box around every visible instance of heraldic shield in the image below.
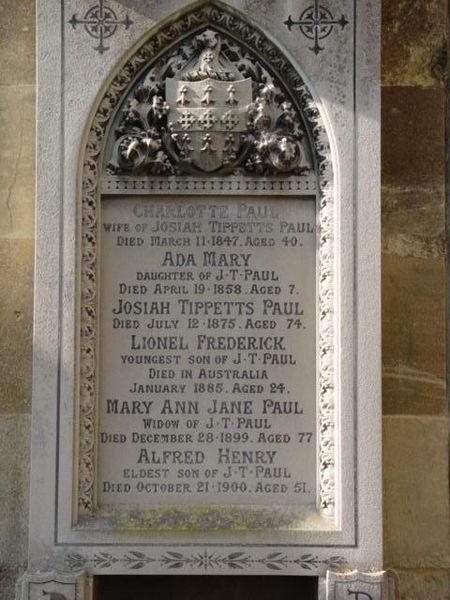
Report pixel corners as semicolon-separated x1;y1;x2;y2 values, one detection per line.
165;30;252;173
166;77;252;172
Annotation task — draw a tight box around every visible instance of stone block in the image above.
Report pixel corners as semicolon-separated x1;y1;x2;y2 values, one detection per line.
382;185;445;260
382;87;445;188
383;369;446;417
0;415;30;568
0;0;35;85
394;569;450;600
382;0;448;88
383;416;450;568
0;239;34;414
382;254;446;415
0;84;35;240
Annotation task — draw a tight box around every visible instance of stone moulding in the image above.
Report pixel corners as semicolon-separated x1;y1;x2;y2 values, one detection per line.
76;0;337;530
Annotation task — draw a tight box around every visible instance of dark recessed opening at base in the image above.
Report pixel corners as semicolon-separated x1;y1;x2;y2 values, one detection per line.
95;575;318;600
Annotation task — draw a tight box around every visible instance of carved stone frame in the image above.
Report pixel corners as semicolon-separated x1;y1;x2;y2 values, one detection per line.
76;0;337;533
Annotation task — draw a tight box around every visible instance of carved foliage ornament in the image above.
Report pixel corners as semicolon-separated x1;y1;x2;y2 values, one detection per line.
106;30;312;177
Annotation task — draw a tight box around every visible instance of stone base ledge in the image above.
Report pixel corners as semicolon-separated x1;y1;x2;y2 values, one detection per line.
17;568;395;600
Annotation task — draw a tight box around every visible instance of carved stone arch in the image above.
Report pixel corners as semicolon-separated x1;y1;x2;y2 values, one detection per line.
76;0;336;527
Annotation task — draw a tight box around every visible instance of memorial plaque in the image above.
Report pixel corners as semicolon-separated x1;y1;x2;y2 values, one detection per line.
99;196;317;510
25;0;383;594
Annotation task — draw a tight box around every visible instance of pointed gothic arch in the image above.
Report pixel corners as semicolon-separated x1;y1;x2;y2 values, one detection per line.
76;0;337;530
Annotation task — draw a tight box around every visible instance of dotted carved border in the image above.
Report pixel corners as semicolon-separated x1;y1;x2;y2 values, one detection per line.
77;1;336;523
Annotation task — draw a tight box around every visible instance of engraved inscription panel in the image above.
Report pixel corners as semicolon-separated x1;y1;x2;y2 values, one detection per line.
98;196;317;509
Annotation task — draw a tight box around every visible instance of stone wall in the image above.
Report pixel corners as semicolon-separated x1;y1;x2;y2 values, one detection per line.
0;1;448;598
0;0;35;596
382;0;450;597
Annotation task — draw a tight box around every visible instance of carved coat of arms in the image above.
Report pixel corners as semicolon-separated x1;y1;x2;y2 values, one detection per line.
107;30;311;177
165;33;252;172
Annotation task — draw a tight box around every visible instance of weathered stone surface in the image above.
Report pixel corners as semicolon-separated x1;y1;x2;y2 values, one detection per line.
0;239;34;414
383;416;450;568
394;569;450;600
382;185;445;260
383;367;446;417
382;254;446;415
0;415;30;568
0;567;26;600
0;0;35;85
382;87;445;188
382;0;448;87
0;85;35;240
